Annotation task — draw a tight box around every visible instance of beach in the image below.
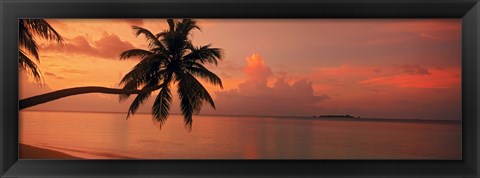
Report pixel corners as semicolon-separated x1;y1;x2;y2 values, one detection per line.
20;144;82;159
19;143;135;159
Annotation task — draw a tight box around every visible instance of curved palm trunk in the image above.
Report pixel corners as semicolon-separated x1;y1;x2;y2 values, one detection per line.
19;84;166;110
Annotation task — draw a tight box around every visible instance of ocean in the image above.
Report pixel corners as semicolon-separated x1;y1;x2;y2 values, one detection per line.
19;111;461;159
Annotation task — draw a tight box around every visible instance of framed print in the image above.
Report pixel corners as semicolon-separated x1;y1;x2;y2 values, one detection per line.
17;18;463;160
1;0;479;177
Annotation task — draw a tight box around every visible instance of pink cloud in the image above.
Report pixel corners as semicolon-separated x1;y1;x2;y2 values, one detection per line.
360;67;460;89
305;64;460;102
94;33;136;58
394;64;431;75
41;33;135;59
44;72;64;80
312;63;444;81
312;65;378;78
212;54;329;116
238;54;273;94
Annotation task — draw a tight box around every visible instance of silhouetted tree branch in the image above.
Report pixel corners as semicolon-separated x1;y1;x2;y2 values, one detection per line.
19;84;166;110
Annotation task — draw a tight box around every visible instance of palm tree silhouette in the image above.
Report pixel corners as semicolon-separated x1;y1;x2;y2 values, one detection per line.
18;20;151;109
19;19;63;82
19;19;223;129
119;19;223;129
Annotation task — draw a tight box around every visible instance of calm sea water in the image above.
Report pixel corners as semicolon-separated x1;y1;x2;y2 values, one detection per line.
19;111;461;159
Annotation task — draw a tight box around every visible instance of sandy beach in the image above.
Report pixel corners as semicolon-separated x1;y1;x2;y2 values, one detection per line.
20;143;137;159
19;144;82;159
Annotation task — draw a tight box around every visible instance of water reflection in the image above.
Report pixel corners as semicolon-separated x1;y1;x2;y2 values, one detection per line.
20;111;461;159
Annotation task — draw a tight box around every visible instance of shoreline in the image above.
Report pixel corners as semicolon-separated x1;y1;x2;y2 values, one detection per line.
20;143;137;159
20;143;83;159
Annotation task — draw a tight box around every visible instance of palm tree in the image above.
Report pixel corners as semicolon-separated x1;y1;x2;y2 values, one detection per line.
19;19;224;130
17;18;169;109
119;19;223;129
19;19;63;82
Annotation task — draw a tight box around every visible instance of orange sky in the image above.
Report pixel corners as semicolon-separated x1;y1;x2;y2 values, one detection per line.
19;19;461;120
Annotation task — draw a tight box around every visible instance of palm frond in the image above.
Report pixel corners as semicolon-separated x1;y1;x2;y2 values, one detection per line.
119;54;166;85
18;19;63;84
22;19;63;44
119;71;164;101
185;72;216;109
184;44;223;65
177;19;201;36
126;91;152;119
176;72;200;130
119;79;143;102
19;50;43;82
155;30;169;39
152;85;172;128
131;26;167;52
125;73;164;118
19;26;39;60
119;49;154;60
167;19;175;32
185;63;223;88
176;71;216;129
161;19;200;56
119;55;165;101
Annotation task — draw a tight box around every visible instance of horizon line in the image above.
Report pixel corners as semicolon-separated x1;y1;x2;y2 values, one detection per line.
20;109;461;122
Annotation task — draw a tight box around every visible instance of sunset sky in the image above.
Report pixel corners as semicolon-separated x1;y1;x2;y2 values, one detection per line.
19;19;461;120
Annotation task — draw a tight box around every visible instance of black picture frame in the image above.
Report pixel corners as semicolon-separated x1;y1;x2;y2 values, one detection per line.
1;0;479;177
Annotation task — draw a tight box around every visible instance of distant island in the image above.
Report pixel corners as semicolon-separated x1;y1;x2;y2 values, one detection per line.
313;114;360;118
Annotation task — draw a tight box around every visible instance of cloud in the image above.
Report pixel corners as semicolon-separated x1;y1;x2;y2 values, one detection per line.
94;33;136;58
278;63;461;120
360;67;460;89
395;64;431;75
41;33;135;59
44;72;64;80
237;54;272;94
312;63;436;80
212;54;329;116
60;68;87;75
309;63;458;90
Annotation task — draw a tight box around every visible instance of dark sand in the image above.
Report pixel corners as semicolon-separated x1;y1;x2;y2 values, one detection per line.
19;144;83;159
